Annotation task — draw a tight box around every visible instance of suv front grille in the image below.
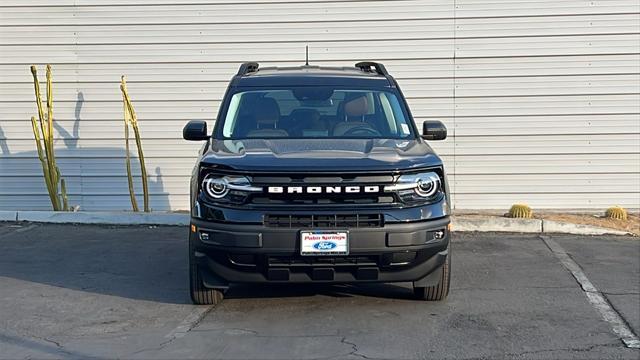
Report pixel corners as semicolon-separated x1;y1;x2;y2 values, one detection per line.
246;173;399;207
251;194;395;206
264;214;383;228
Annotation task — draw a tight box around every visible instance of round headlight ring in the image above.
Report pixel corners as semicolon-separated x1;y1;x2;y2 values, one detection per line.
204;177;229;199
414;174;440;198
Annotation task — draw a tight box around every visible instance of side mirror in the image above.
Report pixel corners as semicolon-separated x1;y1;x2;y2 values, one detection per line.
183;120;208;141
421;121;447;141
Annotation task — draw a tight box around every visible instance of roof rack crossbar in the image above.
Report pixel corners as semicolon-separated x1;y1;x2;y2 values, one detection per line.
355;61;389;76
237;62;259;76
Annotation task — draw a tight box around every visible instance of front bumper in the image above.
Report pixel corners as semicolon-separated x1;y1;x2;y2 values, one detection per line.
190;216;450;288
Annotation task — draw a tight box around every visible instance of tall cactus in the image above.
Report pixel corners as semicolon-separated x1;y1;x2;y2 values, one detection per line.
120;76;150;212
30;65;68;211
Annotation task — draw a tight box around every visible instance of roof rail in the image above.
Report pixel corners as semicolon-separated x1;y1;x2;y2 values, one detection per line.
355;61;389;76
237;62;259;76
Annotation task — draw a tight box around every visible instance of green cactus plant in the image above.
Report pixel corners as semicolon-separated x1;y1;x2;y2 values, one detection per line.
605;206;628;221
30;65;69;211
508;203;533;219
120;76;150;212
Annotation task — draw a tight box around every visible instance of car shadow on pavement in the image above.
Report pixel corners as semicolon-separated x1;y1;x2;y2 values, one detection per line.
0;222;420;306
0;223;191;304
226;282;417;301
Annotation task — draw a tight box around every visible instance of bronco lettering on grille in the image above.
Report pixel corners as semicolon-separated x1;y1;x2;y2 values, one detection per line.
267;186;381;194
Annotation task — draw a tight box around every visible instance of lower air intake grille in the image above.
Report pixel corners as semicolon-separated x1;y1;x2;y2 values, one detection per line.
264;214;383;228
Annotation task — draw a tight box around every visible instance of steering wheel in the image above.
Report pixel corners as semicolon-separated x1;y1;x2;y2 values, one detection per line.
343;126;381;137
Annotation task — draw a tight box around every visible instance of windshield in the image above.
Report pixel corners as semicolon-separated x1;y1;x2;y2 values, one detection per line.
217;87;415;139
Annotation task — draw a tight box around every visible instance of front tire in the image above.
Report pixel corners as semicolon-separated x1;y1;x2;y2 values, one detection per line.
190;263;224;305
414;251;451;301
189;235;224;306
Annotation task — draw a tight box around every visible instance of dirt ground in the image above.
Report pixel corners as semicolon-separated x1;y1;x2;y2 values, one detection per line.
536;212;640;235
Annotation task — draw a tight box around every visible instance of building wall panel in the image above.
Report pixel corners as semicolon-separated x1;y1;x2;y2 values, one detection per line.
0;0;638;211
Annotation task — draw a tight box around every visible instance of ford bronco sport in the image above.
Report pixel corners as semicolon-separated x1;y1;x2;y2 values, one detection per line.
183;62;450;305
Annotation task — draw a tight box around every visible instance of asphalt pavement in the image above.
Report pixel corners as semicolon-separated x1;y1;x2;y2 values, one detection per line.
0;222;638;359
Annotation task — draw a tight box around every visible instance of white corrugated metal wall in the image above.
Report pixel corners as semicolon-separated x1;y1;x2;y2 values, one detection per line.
0;0;639;211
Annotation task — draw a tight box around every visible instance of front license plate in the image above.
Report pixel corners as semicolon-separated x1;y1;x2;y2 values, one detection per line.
300;231;349;256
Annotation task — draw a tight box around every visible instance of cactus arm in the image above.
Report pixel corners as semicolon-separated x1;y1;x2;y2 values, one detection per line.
58;168;69;211
44;65;60;204
60;178;69;211
30;66;48;141
31;66;55;191
121;79;150;212
30;66;60;210
30;65;66;211
131;123;150;212
120;77;139;212
31;66;56;191
31;116;58;209
46;65;53;142
45;65;58;182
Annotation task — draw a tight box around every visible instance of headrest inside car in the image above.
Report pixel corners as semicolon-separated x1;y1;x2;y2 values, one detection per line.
255;98;280;126
344;96;368;117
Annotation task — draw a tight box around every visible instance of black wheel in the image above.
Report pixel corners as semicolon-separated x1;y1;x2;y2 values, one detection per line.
414;251;451;301
190;263;224;305
189;237;224;306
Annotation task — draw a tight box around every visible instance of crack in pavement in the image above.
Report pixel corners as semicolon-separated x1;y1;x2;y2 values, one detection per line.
0;331;105;360
36;336;63;349
163;305;214;340
190;328;338;338
504;341;625;357
130;305;214;356
453;285;578;291
603;291;640;296
139;324;374;360
132;327;369;359
340;336;372;360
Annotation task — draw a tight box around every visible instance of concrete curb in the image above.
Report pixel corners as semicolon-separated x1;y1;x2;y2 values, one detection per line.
451;216;542;233
542;219;630;236
0;211;18;222
0;211;634;236
451;215;634;236
15;211;189;226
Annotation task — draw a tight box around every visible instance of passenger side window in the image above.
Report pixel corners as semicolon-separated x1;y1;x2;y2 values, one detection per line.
380;92;411;136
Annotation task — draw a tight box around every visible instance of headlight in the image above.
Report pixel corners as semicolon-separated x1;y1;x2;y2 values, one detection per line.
204;177;229;198
415;173;440;197
202;174;261;201
384;172;442;203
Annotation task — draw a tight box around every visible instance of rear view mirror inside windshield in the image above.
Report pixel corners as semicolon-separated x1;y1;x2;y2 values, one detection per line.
293;87;334;101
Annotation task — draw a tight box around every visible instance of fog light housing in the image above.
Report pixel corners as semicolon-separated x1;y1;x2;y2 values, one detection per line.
391;251;417;265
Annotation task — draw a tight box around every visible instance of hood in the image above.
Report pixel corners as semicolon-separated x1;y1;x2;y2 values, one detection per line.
201;138;442;172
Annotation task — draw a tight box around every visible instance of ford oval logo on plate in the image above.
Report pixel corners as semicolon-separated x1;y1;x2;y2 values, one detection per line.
313;241;337;250
301;231;348;256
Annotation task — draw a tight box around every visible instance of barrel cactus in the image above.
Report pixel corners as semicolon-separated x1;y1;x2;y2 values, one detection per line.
508;204;533;219
605;206;628;221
